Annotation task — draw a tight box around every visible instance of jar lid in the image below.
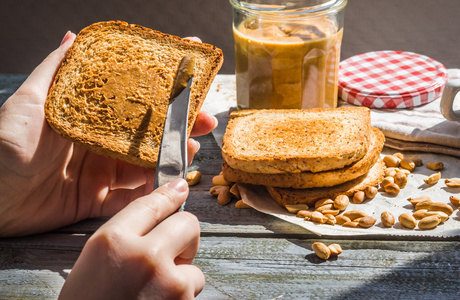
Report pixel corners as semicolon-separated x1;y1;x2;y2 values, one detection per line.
338;51;448;108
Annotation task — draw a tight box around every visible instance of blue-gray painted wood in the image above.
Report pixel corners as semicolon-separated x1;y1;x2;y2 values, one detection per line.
1;74;459;299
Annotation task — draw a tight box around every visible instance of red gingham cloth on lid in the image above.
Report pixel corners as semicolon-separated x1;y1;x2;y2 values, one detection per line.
338;51;448;109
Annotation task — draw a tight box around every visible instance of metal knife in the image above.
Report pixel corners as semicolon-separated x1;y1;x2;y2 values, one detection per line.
154;55;195;192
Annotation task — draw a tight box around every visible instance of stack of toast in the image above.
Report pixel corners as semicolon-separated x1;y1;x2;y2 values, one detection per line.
221;107;386;208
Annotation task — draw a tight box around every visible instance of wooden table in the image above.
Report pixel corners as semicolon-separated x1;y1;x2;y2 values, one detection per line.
1;74;459;299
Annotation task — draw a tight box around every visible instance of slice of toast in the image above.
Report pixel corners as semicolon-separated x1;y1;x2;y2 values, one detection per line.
222;107;371;174
266;159;385;207
223;127;384;189
45;21;223;168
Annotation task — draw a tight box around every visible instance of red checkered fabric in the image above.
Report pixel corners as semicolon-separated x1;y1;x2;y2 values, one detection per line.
338;51;448;108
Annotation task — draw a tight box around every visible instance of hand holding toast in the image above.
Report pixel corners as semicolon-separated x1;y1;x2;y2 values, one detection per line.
0;31;216;236
0;30;212;298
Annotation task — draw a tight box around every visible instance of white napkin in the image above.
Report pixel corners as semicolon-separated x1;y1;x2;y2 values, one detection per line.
340;69;460;157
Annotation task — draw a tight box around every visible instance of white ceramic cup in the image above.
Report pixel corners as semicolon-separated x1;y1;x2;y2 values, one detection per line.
440;79;460;122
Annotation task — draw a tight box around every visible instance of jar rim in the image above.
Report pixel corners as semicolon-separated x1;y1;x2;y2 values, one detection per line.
229;0;347;18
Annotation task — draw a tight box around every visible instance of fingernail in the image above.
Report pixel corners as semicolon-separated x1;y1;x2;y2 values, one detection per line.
60;31;72;46
167;178;188;192
212;116;218;129
192;139;201;152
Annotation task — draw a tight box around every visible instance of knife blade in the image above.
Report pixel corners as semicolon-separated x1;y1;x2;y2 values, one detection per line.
154;55;195;191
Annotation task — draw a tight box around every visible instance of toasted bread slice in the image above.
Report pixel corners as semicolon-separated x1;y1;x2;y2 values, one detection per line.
223;127;384;188
45;21;223;168
266;159;385;207
222;107;371;174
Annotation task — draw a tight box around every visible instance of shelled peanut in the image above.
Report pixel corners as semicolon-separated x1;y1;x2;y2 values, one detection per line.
400;195;456;230
209;173;250;209
312;242;343;260
293;195;377;229
286;152;460;232
186;170;202;186
445;178;460;187
349;185;378;205
381;211;395;227
381;153;422;196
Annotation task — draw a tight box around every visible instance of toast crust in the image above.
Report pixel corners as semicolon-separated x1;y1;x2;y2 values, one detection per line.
45;21;223;168
223;127;384;189
266;159;385;207
222;107;371;174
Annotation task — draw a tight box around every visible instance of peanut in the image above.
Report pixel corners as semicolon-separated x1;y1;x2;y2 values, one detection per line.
418;215;441;230
408;196;431;206
285;204;310;214
342;221;360;228
399;213;417;229
398;168;411;176
359;216;377;228
335;215;352;225
235;199;251;209
217;186;232;206
186;170;202;186
412;209;428;220
381;211;395;227
333;195;349;211
394;171;408;189
429;202;454;216
408;156;423;167
445;178;460;187
212;175;232;186
426;161;444;171
393;152;405;160
210;185;227;196
296;210;313;220
449;195;460;206
383;155;401;168
352;191;366;204
315;204;334;213
229;184;241;199
312;242;331;260
324;214;337;225
315;198;334;208
320;209;341;216
400;158;416;172
414;199;433;211
353;217;365;223
311;211;328;224
384;183;400;196
424;172;441;185
384;168;398;177
364;186;378;199
343;210;368;221
381;176;395;188
328;243;343;256
424;211;449;223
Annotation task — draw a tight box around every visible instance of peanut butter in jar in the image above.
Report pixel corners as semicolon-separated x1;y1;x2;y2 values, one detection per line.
230;0;347;109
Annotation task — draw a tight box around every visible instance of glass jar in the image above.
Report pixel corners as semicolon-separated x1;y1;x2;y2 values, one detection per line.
230;0;347;109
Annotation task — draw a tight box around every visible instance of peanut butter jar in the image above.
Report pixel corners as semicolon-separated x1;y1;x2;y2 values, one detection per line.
230;0;347;109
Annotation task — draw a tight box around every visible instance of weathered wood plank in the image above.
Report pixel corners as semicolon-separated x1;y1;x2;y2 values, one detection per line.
1;235;460;299
200;237;460;299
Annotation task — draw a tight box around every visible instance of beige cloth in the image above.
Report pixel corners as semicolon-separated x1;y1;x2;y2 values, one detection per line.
340;69;460;157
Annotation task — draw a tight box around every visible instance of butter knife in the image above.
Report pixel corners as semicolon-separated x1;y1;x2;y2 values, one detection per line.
154;55;195;191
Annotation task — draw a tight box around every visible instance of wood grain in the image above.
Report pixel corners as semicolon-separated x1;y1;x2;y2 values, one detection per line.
1;74;460;299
